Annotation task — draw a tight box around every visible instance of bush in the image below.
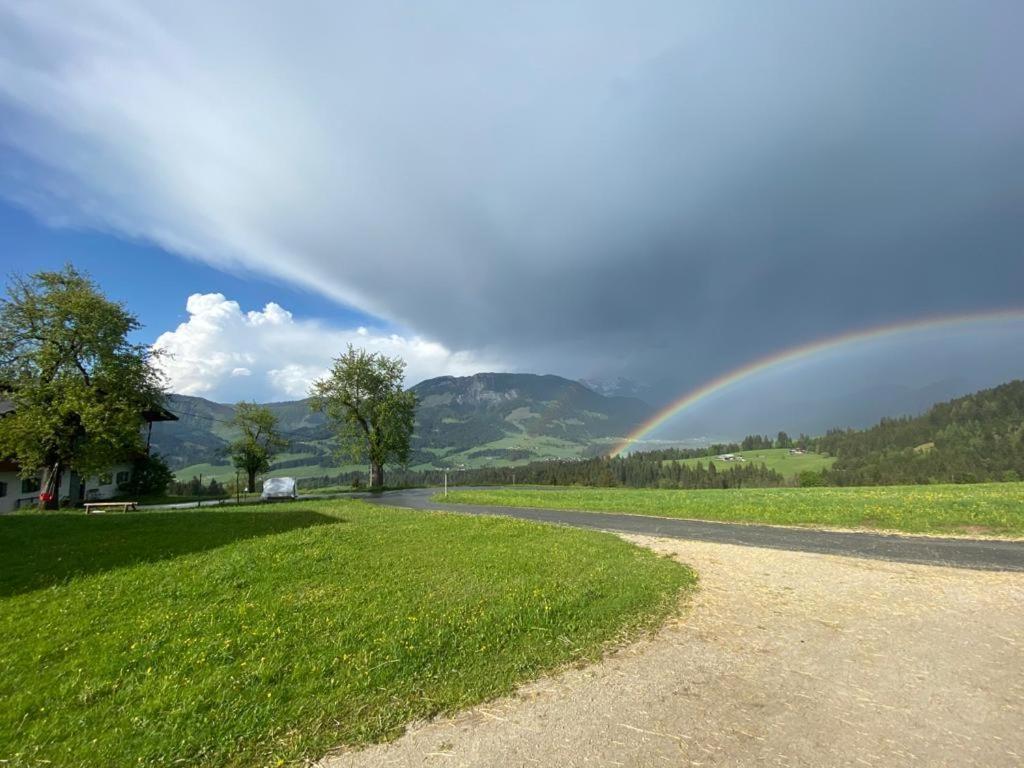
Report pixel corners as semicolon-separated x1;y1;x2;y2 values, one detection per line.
125;453;174;497
798;470;828;487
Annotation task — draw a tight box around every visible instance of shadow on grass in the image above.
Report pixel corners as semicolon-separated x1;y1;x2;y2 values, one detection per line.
0;509;342;597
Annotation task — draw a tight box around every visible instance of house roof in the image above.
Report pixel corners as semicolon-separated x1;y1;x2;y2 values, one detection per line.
142;405;179;423
0;399;177;422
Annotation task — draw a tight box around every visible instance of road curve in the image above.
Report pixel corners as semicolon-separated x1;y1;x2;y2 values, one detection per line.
364;487;1024;572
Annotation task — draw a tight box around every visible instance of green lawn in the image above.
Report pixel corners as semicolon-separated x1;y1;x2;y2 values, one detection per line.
442;483;1024;537
0;501;692;767
670;447;835;479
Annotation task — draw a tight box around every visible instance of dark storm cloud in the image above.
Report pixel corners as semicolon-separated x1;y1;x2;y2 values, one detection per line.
1;1;1022;396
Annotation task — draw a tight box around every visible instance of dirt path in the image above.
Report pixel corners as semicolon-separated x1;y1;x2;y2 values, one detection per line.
320;536;1024;768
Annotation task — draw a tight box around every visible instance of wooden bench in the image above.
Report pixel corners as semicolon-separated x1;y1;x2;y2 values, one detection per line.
84;501;137;514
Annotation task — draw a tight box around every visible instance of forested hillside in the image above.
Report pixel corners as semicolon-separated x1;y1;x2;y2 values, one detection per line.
817;380;1024;484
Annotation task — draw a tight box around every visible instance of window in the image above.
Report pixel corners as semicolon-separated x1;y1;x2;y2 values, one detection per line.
21;477;41;494
98;472;113;486
0;481;6;497
116;470;130;485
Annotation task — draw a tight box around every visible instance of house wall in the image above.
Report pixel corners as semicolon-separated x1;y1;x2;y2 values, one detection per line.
80;464;133;502
0;470;38;513
0;464;132;514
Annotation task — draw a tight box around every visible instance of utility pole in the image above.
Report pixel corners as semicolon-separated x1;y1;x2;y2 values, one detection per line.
444;469;448;497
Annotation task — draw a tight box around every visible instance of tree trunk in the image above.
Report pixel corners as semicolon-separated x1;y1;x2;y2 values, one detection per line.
370;461;384;489
39;462;62;511
247;469;257;494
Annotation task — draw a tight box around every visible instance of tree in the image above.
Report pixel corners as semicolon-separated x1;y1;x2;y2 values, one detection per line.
229;402;288;493
124;453;174;497
310;345;417;489
0;265;165;510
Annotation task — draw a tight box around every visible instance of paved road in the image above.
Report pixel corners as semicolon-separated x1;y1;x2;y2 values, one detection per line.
365;487;1024;572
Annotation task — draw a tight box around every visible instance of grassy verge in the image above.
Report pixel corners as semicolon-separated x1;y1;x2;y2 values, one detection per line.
441;483;1024;537
0;500;692;767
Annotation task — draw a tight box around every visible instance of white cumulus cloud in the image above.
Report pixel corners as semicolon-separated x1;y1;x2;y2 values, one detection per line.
152;293;502;401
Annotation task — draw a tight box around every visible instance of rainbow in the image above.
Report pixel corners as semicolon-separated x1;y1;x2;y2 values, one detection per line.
610;308;1024;457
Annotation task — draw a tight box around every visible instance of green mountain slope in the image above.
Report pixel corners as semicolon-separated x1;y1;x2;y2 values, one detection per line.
817;380;1024;484
149;395;237;469
153;374;652;480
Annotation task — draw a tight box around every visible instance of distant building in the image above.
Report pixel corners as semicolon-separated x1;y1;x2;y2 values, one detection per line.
0;400;177;513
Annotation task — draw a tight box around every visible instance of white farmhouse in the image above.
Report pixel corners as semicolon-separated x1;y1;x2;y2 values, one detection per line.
0;400;178;513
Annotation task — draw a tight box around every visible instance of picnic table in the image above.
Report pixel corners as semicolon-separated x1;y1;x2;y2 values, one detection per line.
84;501;137;514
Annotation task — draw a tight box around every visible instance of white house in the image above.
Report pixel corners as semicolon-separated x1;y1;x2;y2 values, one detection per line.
0;460;135;513
0;400;177;513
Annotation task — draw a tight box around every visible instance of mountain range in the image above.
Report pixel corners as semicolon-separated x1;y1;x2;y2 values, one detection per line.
152;369;997;483
152;373;652;481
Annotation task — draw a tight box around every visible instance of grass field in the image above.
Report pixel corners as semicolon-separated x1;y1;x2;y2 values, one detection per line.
670;447;835;478
442;483;1024;537
0;501;692;767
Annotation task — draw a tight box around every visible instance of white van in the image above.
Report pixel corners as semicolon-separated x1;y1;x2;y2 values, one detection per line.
261;477;298;501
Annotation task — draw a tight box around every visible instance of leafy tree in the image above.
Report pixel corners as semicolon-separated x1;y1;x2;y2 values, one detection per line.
776;431;792;449
124;453;174;497
229;402;288;492
798;469;827;487
0;265;164;509
310;345;417;489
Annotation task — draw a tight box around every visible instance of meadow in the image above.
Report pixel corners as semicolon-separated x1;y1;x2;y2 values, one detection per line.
669;447;835;478
442;483;1024;537
0;501;692;767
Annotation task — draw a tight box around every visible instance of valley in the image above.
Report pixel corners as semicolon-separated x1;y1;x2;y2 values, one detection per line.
158;373;650;483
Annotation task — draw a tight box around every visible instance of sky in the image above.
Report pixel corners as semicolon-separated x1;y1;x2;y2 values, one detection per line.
1;1;1022;433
